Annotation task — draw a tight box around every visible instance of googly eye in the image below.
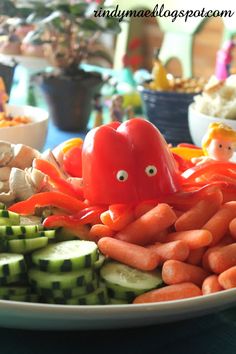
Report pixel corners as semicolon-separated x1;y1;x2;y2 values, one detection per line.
145;165;157;177
116;170;128;182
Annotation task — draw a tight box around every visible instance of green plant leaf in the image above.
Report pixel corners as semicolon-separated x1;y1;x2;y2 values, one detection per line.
104;18;121;33
80;18;103;31
69;3;89;17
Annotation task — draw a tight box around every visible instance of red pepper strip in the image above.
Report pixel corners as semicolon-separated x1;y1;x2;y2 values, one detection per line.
34;158;84;199
182;161;236;183
33;159;61;179
157;184;225;211
50;176;84;199
43;216;94;240
221;183;236;203
43;206;106;228
172;152;194;173
181;180;226;191
73;207;104;225
177;143;202;150
8;192;86;215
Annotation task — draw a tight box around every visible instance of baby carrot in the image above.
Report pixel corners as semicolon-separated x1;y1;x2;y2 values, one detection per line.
116;203;177;246
151;229;169;243
202;275;223;295
207;244;236;274
162;260;209;286
218;266;236;289
133;282;202;304
187;247;206;266
147;240;189;264
97;237;160;271
175;189;223;231
165;230;212;250
202;246;221;272
134;201;158;219
229;218;236;240
173;209;185;218
88;224;115;242
202;202;236;246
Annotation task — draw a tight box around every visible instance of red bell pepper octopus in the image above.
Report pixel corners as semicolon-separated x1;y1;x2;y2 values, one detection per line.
82;118;181;205
9;118;236;237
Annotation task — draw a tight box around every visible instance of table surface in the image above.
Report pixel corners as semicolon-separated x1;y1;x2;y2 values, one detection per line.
3;65;236;354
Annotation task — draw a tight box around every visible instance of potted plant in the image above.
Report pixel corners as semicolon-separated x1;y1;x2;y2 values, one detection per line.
0;0;121;131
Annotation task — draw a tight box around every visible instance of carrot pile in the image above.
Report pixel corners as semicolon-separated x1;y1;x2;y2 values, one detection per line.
93;189;236;304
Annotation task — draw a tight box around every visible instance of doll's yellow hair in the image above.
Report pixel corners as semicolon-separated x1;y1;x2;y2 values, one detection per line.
202;122;236;155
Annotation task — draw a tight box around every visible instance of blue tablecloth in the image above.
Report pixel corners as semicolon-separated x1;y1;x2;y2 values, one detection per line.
1;308;236;354
0;118;235;354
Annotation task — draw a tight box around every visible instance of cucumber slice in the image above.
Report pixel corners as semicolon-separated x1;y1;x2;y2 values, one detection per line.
7;230;55;241
28;267;95;290
37;230;56;240
31;240;98;273
7;237;48;254
106;283;142;301
0;253;26;277
0;225;40;237
0;294;40;303
0;211;20;225
0;286;31;297
93;253;105;270
0;273;28;286
100;262;163;300
43;287;109;305
55;227;77;242
34;279;98;299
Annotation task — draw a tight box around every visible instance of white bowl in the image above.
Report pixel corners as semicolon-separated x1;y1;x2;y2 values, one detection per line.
0;104;49;151
188;103;236;147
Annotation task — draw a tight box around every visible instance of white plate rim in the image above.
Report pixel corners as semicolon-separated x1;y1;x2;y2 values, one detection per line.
0;287;236;330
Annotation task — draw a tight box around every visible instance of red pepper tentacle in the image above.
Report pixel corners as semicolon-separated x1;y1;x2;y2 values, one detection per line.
182;161;236;183
8;192;86;215
34;158;84;199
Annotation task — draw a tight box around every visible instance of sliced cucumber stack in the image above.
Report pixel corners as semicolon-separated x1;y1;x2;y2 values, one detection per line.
0;210;20;226
0;286;31;297
0;273;28;286
7;237;48;255
33;279;99;299
0;253;26;277
42;286;109;305
0;293;40;302
100;262;163;303
31;240;98;272
28;240;109;305
28;267;95;290
0;225;40;238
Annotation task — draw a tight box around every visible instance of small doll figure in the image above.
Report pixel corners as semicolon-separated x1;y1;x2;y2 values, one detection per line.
192;122;236;165
93;93;103;128
110;94;124;122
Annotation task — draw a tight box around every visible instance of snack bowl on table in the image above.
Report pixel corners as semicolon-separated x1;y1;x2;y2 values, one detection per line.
188;103;236;147
139;86;196;145
0;104;48;151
